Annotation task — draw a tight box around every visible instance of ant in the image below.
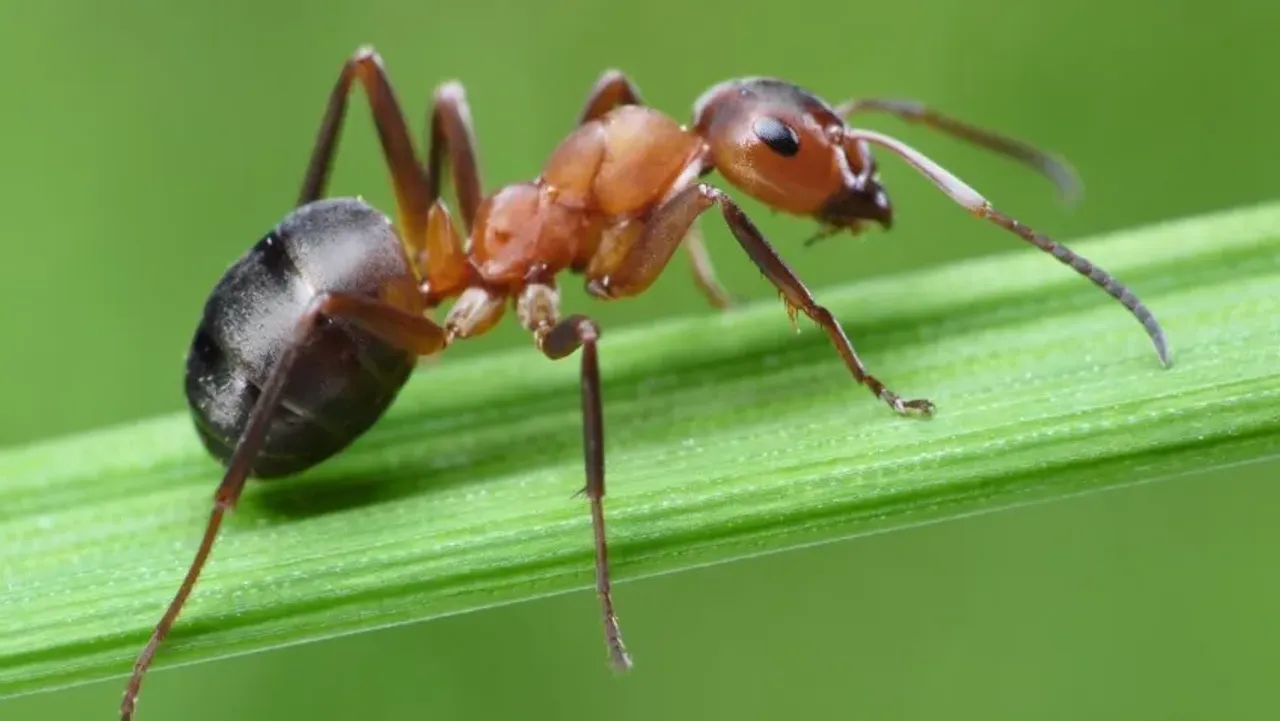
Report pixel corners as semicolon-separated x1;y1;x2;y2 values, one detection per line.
120;46;1168;720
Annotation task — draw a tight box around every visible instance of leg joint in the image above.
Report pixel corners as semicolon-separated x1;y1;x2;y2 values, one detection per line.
350;45;384;67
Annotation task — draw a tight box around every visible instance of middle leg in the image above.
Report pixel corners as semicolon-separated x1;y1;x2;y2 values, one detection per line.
517;283;632;672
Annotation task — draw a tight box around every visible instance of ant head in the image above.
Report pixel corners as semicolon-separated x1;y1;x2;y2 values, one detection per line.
692;77;893;233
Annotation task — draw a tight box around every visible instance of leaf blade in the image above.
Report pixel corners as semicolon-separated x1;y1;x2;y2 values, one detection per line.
2;200;1278;699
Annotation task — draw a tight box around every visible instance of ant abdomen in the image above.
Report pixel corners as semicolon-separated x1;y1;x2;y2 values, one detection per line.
184;198;419;478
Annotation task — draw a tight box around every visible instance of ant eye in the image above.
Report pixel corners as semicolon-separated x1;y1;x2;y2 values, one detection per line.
751;116;800;157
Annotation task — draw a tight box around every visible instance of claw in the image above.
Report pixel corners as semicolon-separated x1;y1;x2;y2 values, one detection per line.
881;390;936;418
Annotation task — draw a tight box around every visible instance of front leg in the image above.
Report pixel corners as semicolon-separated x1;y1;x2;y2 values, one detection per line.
577;72;734;309
587;184;934;417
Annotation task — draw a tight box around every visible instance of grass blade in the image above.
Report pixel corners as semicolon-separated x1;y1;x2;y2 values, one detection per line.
2;200;1278;700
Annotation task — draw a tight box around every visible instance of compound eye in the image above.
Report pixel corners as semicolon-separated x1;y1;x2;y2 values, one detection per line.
751;116;800;157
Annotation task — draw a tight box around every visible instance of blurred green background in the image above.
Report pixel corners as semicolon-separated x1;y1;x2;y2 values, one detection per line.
2;1;1278;719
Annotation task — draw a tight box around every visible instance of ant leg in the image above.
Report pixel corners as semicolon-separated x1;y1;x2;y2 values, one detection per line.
588;185;934;417
442;285;508;340
517;283;632;671
416;200;476;304
297;47;433;248
424;81;484;231
575;75;732;308
577;69;645;124
835;97;1082;204
842;128;1169;367
681;223;733;309
121;293;448;721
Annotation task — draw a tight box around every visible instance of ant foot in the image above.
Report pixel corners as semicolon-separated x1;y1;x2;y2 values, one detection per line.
880;390;936;418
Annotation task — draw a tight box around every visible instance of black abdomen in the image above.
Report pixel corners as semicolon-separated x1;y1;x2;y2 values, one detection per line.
184;198;419;478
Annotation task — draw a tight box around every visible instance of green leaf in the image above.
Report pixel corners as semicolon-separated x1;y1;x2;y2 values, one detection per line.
2;200;1277;701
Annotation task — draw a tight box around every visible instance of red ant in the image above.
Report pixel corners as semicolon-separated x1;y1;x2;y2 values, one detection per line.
121;47;1168;720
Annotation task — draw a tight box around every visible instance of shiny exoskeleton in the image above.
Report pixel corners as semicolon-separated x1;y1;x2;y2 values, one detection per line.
122;47;1169;721
186;199;419;477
